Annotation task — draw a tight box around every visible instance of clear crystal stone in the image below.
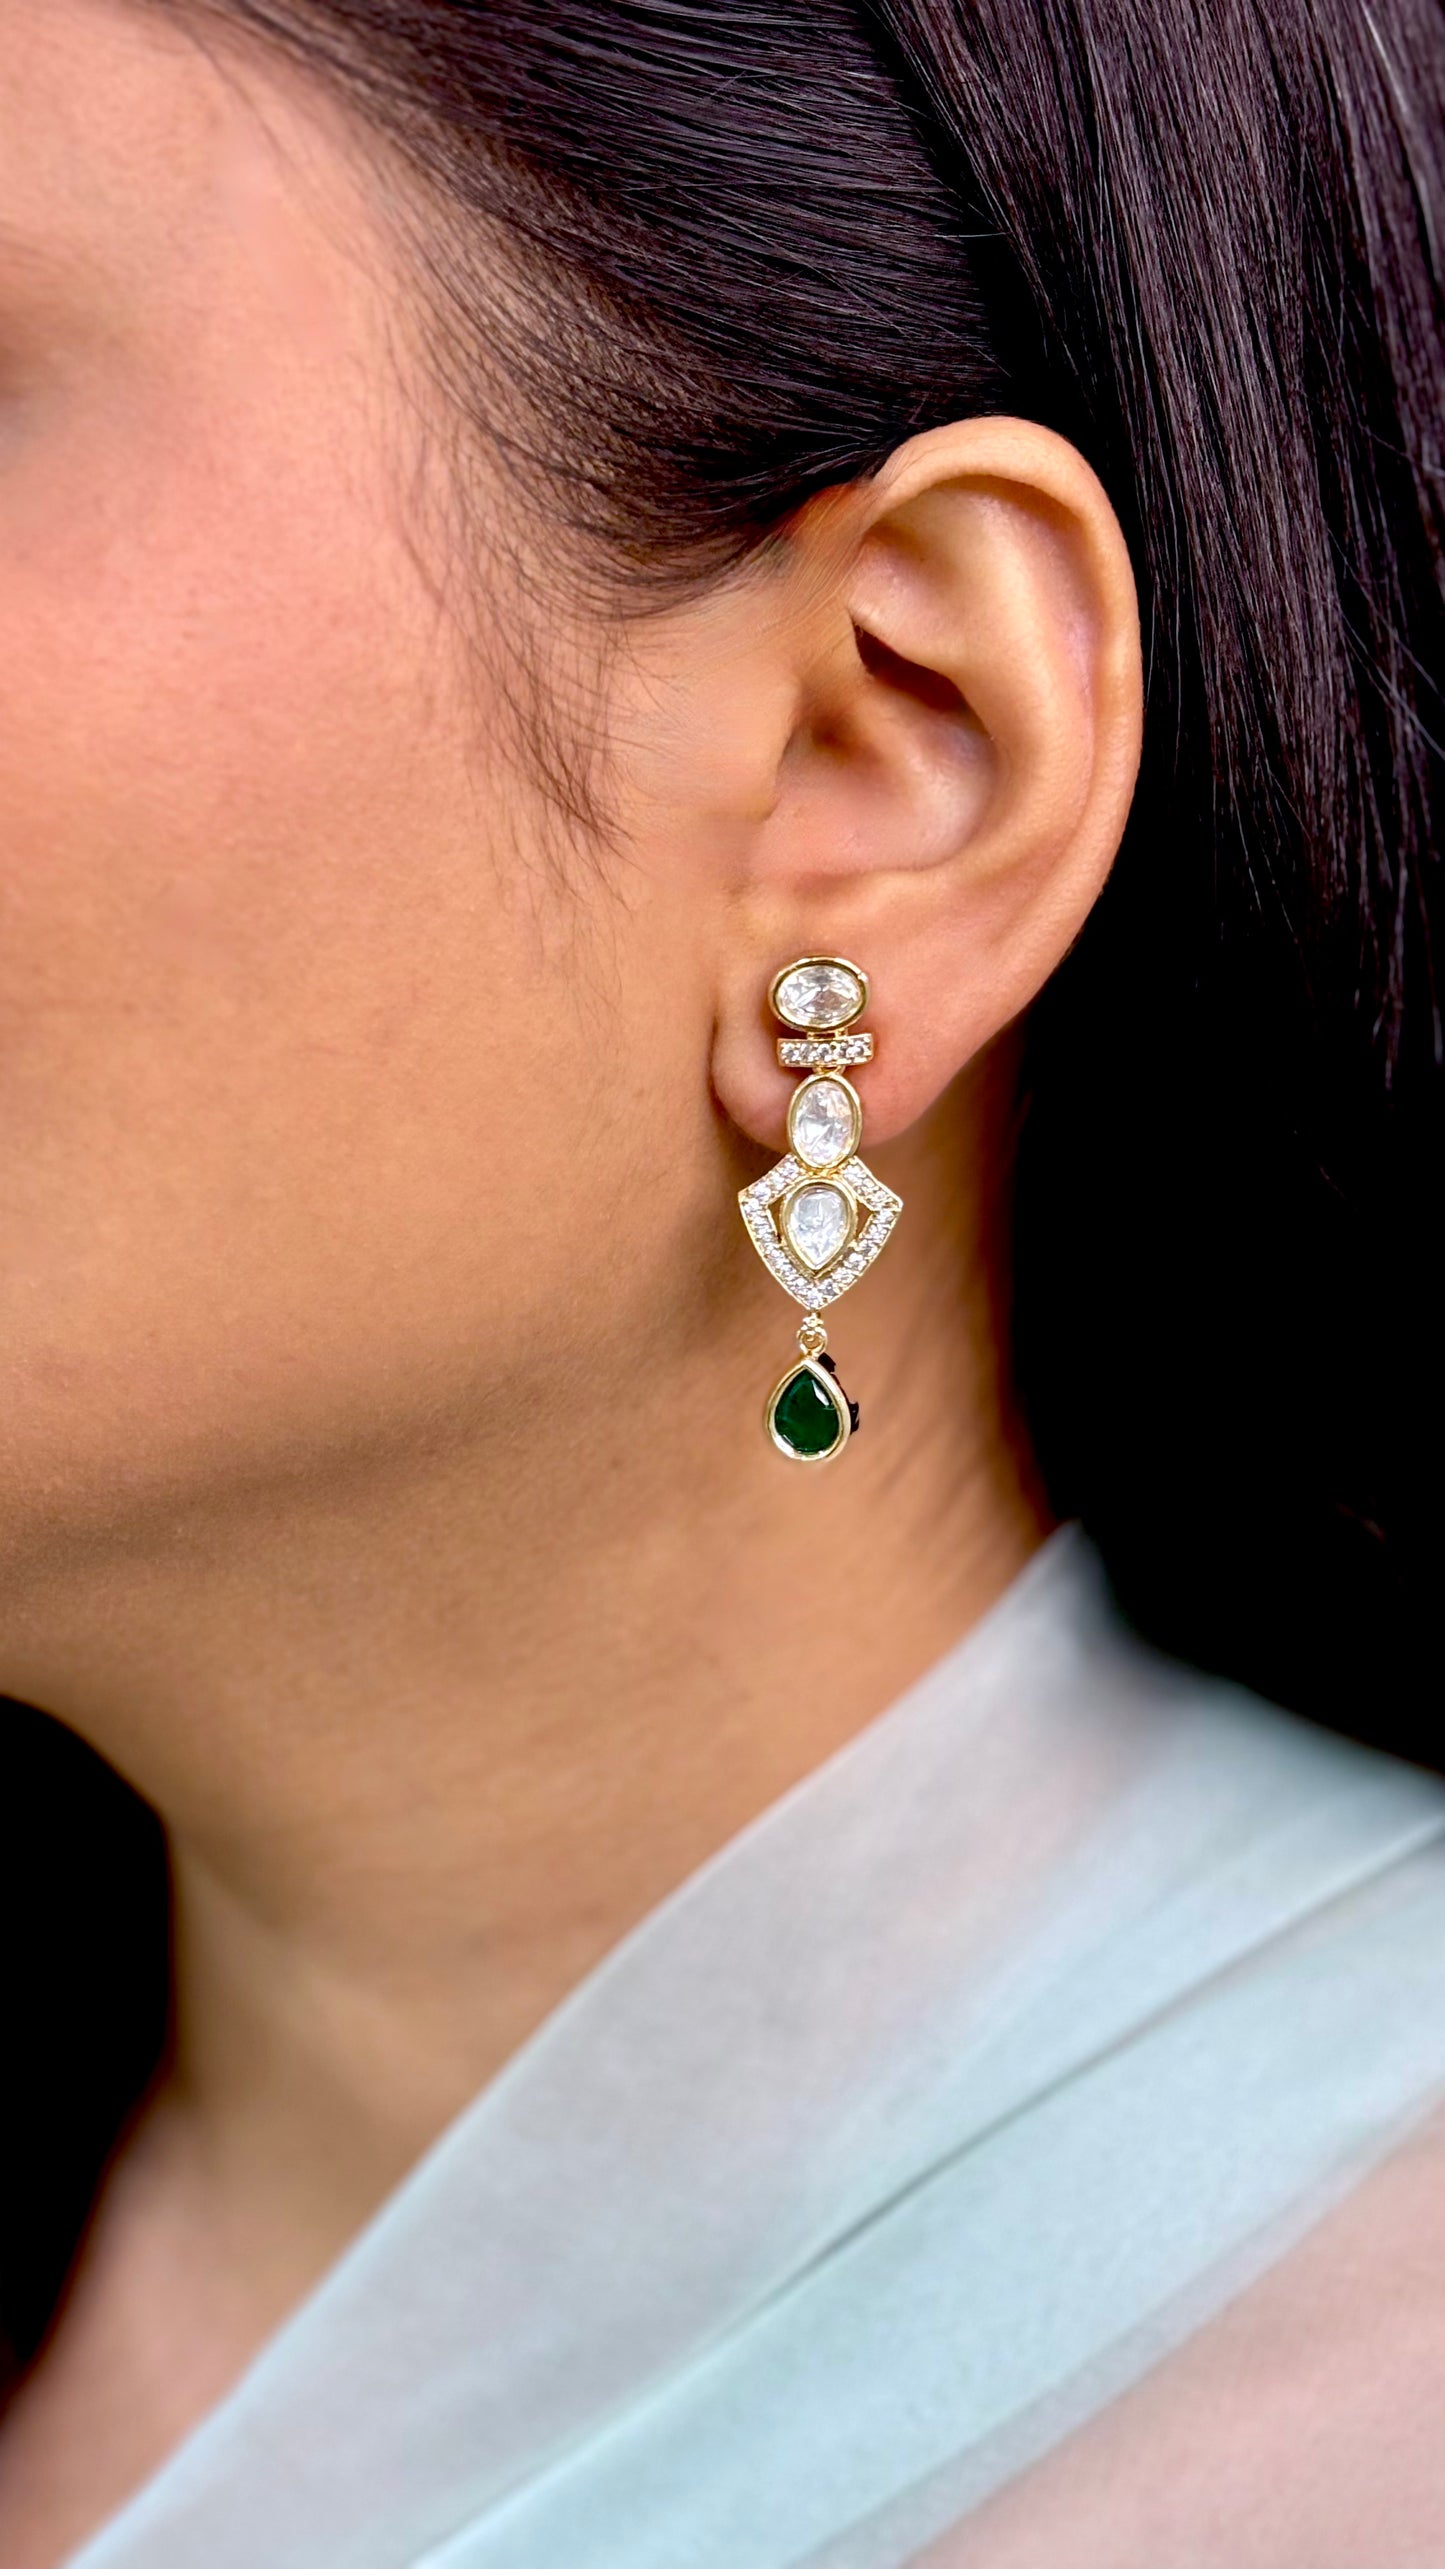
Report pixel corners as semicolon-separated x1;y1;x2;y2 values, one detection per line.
781;1182;852;1272
772;959;866;1030
789;1076;858;1170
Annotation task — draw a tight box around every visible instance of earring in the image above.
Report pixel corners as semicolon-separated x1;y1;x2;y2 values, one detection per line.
737;955;903;1463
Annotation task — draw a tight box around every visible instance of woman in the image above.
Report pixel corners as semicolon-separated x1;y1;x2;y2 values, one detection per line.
0;0;1442;2560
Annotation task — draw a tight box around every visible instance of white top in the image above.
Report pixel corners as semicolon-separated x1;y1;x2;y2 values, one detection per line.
71;1526;1445;2568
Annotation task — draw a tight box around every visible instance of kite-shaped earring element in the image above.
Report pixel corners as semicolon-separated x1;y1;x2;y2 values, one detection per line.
737;956;903;1463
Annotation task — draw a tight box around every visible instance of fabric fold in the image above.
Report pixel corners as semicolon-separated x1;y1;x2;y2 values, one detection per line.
70;1528;1445;2569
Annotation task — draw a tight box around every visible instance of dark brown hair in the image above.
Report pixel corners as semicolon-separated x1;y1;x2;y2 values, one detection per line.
188;0;1445;1720
4;0;1442;2374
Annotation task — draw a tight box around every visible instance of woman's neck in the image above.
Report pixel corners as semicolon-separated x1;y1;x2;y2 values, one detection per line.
0;1053;1044;2515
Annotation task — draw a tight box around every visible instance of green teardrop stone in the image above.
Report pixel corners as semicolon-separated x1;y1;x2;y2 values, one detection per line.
771;1364;843;1458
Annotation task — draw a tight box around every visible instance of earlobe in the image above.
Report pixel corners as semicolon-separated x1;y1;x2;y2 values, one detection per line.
714;417;1142;1152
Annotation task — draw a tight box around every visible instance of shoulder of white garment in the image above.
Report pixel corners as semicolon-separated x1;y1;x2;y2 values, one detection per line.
68;1526;1445;2569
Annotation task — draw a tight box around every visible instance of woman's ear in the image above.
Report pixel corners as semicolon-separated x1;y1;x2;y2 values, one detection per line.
710;417;1142;1147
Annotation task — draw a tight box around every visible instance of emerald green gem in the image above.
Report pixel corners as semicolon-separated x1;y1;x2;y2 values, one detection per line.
771;1364;843;1458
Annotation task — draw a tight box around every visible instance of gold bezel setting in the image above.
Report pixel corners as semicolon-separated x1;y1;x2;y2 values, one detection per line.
786;1071;863;1172
765;1354;854;1464
777;1173;860;1275
767;954;871;1033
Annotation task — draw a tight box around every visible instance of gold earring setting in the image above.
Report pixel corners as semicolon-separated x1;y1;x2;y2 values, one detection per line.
737;956;903;1462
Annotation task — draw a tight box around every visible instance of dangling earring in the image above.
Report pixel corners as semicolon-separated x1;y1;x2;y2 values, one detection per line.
737;956;903;1463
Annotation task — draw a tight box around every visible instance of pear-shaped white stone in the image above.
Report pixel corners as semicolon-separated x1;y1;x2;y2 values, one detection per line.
788;1076;859;1171
781;1181;853;1273
772;959;866;1030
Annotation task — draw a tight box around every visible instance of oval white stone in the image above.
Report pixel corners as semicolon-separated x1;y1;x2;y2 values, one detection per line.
781;1181;853;1272
788;1076;859;1171
772;960;866;1030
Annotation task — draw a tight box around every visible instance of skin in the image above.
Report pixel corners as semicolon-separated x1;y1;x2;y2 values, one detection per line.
0;2;1149;2558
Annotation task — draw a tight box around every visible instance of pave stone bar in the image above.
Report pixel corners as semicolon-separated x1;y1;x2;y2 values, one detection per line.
776;1033;875;1069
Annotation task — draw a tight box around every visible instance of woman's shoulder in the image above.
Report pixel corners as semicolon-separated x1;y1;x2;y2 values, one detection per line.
989;1530;1445;1910
920;2095;1445;2569
1068;1539;1445;1836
